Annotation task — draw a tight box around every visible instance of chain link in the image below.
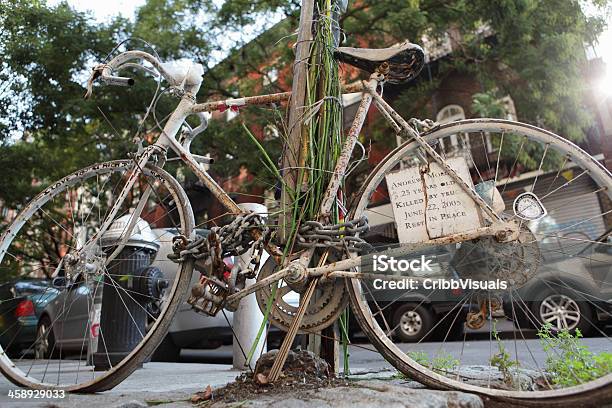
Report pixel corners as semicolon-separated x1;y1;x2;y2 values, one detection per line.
169;213;372;276
296;215;373;252
170;212;370;316
169;212;269;277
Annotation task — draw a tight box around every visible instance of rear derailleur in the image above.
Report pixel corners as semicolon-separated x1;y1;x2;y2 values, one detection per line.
466;295;504;330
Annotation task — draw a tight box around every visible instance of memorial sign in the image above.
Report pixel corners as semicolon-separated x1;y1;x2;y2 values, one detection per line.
385;157;483;243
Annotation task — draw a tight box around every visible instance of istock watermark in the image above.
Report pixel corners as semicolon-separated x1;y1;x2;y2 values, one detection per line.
372;254;433;272
367;253;508;301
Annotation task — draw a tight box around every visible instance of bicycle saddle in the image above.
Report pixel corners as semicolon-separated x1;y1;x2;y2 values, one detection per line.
335;41;425;84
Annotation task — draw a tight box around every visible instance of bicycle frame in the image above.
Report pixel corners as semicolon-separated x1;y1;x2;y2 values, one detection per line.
92;50;518;299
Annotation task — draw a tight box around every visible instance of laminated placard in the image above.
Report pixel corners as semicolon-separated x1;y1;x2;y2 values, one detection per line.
385;157;483;243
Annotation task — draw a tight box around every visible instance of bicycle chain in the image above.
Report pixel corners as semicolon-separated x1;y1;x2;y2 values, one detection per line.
169;211;269;288
170;214;369;321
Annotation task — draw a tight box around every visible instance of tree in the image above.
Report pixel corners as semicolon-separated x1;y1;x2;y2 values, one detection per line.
0;0;289;215
1;0;609;211
206;0;609;140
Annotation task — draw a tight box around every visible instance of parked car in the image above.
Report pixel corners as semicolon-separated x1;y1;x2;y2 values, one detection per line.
503;231;612;334
349;245;468;342
0;279;57;355
150;227;235;361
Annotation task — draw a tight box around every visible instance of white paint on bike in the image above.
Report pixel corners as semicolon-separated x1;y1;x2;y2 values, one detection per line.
385;156;483;243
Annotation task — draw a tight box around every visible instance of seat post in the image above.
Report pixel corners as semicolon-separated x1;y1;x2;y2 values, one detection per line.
318;73;383;219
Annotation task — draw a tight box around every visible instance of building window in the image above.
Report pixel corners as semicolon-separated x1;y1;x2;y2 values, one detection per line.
436;104;467;151
499;95;517;121
485;95;517;153
436;104;465;122
421;31;453;63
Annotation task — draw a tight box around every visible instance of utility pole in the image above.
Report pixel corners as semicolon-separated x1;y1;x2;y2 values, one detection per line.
279;0;315;243
271;0;346;380
265;0;318;383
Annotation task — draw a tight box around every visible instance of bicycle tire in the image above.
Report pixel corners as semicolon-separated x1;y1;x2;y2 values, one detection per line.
0;160;195;392
347;119;612;406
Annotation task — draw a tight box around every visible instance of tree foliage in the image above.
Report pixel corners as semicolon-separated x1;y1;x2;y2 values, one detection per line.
214;0;609;138
0;0;609;212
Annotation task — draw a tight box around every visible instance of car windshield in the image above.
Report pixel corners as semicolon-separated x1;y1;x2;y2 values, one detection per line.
529;215;608;259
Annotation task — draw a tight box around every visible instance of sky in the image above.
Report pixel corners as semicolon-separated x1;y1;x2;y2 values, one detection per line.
47;0;279;64
49;0;147;21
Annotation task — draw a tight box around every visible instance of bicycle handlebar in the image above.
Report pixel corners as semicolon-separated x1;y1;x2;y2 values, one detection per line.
85;50;182;98
100;73;135;87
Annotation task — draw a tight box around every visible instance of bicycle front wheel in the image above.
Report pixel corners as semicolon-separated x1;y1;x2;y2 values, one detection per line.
348;119;612;406
0;160;195;392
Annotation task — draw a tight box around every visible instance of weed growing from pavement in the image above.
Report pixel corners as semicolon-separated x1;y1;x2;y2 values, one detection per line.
490;320;520;388
431;353;460;373
537;323;612;387
407;351;430;366
392;351;459;378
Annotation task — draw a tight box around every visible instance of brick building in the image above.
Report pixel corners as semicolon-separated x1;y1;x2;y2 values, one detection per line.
195;23;611;239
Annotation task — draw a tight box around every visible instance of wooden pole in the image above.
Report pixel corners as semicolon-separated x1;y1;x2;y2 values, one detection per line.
273;0;344;379
279;0;315;243
265;0;318;383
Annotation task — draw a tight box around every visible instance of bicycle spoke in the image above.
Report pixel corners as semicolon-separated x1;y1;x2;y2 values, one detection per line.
348;119;611;400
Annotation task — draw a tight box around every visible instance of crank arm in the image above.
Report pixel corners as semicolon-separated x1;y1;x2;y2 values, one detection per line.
225;266;293;304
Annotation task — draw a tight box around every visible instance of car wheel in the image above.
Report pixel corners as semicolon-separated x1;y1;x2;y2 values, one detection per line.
35;316;55;359
151;335;181;362
532;288;593;335
392;303;433;342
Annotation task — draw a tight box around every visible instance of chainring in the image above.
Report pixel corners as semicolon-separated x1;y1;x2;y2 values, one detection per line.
255;256;348;333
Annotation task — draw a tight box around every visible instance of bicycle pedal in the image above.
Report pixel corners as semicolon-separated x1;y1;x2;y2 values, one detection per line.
188;277;229;316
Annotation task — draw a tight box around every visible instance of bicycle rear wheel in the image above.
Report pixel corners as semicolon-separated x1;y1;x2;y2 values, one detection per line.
0;160;195;392
348;119;612;406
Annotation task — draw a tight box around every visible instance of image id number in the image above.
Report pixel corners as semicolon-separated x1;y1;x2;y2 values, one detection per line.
8;389;65;399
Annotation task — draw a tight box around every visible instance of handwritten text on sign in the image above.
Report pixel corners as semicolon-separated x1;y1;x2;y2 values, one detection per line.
385;157;483;243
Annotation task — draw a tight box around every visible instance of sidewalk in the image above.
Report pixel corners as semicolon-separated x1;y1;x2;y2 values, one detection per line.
0;362;486;408
0;362;241;408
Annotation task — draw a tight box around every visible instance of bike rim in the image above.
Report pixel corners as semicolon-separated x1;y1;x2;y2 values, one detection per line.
348;119;612;404
0;160;194;391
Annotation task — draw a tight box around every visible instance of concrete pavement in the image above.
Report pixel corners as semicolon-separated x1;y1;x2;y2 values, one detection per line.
1;336;611;407
0;362;241;408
